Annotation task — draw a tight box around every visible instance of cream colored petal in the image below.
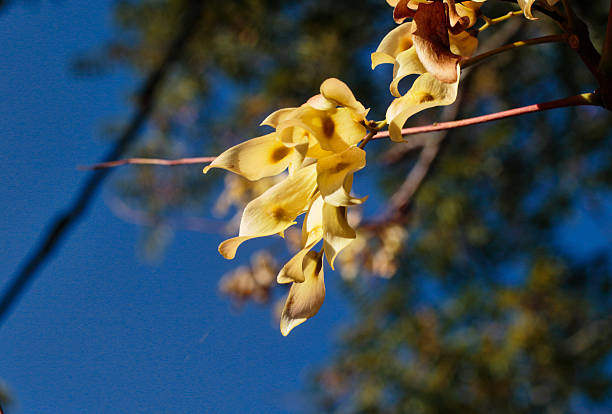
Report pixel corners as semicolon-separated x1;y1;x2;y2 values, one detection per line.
320;78;367;116
390;47;427;97
203;133;303;180
277;124;311;148
517;0;559;20
302;195;325;247
317;147;366;205
449;30;479;57
371;23;414;69
277;196;325;284
219;164;317;259
283;107;366;153
322;204;356;269
386;69;460;142
218;236;253;260
323;174;368;207
280;250;325;336
260;107;299;128
306;94;336;111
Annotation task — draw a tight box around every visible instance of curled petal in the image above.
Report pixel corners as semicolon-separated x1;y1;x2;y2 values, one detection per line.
371;23;414;69
386;69;460;142
449;30;479;57
280;250;325;336
390;47;427;97
518;0;558;20
218;164;318;259
260;107;299;128
323;204;356;269
277;196;325;284
203;133;305;180
317;147;366;206
320;78;367;116
412;1;461;83
323;174;368;207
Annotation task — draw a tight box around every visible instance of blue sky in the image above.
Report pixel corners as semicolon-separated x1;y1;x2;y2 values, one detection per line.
0;2;352;413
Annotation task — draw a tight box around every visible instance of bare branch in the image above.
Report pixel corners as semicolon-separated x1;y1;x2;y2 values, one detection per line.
373;92;601;141
81;156;215;170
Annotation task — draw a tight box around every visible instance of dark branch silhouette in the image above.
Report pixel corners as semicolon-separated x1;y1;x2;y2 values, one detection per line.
0;0;205;326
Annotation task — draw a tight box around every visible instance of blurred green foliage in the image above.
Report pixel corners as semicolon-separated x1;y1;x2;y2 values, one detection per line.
73;0;612;412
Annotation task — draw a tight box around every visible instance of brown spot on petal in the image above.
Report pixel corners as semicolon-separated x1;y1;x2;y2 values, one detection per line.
270;206;290;221
270;146;291;163
416;92;435;103
333;162;350;173
322;116;335;138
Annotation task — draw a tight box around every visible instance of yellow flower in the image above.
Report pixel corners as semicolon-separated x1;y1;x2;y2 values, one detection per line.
375;0;482;88
218;163;318;260
280;250;326;336
203;132;306;180
204;78;370;335
386;68;460;142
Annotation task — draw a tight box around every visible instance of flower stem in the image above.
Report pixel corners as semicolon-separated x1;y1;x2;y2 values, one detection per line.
461;34;569;69
479;10;523;32
374;92;601;140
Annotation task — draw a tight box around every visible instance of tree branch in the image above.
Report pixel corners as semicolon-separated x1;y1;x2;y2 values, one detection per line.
373;92;600;141
461;34;569;69
0;1;205;327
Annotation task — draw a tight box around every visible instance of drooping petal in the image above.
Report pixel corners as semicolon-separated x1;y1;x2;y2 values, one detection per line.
322;203;356;269
386;68;460;142
390;47;427;97
203;133;305;181
277;196;325;284
317;147;367;206
411;1;462;83
518;0;558;20
280;250;325;336
218;164;318;259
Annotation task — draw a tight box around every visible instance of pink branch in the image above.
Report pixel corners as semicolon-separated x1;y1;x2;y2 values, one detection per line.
80;156;216;170
373;93;599;140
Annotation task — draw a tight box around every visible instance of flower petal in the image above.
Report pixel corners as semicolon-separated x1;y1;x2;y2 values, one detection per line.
260;107;299;128
323;204;356;269
203;133;304;180
411;1;462;83
320;78;367;116
371;22;414;69
280;250;325;336
390;47;427;97
277;196;325;284
282;107;366;153
218;164;318;259
317;147;366;206
386;69;460;142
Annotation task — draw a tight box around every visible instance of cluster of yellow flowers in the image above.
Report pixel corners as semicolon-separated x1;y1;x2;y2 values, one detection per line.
205;0;560;335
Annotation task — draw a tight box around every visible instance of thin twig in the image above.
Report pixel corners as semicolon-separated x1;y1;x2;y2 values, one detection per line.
0;1;205;327
373;93;600;141
461;34;569;69
82;156;216;170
